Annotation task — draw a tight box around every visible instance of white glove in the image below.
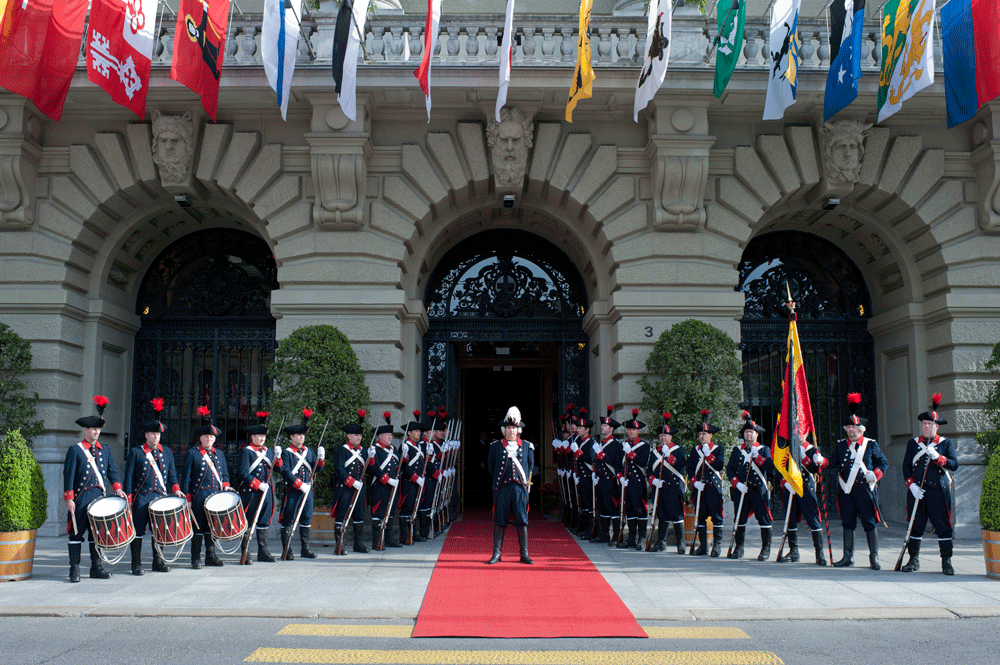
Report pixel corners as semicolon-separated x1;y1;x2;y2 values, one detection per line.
367;445;376;457
274;445;282;458
736;481;748;494
619;477;628;487
388;477;399;487
353;478;365;490
552;439;561;449
570;442;579;453
300;482;312;494
693;481;705;492
417;476;425;487
593;441;603;454
813;453;823;466
622;442;632;454
751;446;761;460
573;473;579;484
259;483;269;497
317;446;326;461
929;448;940;461
909;483;924;500
865;470;877;484
652;478;663;488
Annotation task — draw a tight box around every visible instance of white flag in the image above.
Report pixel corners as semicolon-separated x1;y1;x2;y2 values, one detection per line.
876;0;935;123
495;0;516;121
762;0;802;120
262;0;300;120
633;0;672;122
337;0;369;121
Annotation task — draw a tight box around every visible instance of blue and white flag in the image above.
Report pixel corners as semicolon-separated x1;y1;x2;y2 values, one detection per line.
763;0;802;120
262;0;301;120
823;0;865;121
496;0;516;121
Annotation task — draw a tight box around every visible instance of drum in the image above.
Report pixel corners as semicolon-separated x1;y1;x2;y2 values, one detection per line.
204;491;247;544
148;496;193;547
87;496;135;552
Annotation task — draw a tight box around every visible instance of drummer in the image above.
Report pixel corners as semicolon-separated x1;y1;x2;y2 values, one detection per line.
124;397;184;575
181;407;233;569
238;411;281;564
279;409;325;560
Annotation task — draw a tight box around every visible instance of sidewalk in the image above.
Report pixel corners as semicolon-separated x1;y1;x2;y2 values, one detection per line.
2;517;998;622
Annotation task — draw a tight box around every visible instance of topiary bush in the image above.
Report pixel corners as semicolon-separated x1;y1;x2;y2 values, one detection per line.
982;451;1000;532
0;323;44;448
268;325;371;507
976;341;1000;462
0;429;49;532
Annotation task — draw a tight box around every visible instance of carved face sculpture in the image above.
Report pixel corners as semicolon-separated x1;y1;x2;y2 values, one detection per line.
822;119;871;185
487;108;533;187
151;110;195;183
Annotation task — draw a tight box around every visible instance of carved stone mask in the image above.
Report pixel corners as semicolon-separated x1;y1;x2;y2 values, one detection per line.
487;108;533;187
151;110;195;183
822;119;872;185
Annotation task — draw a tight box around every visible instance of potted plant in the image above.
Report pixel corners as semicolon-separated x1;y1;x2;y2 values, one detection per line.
0;429;48;581
977;341;1000;579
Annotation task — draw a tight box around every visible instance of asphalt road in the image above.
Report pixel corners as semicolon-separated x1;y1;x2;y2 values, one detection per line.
0;616;985;665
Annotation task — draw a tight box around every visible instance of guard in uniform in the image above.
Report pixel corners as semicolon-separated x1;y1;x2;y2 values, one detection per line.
687;409;726;557
571;408;596;539
486;406;535;564
647;412;686;553
618;409;651;550
279;409;325;559
181;407;232;568
63;396;126;582
726;411;775;561
369;411;403;549
777;430;830;565
124;397;184;575
592;406;625;544
398;410;427;543
330;410;370;554
833;392;888;570
555;406;576;527
237;410;281;564
900;393;959;575
418;408;444;539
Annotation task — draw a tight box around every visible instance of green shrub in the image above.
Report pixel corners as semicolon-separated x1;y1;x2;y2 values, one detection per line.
0;323;44;447
268;325;371;507
0;429;48;532
976;342;1000;462
981;451;1000;531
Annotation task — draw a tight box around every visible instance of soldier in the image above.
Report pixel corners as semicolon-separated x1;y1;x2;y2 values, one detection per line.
330;410;370;554
647;412;686;553
592;406;625;544
555;406;576;527
279;409;325;559
418;408;444;539
900;393;959;575
571;408;595;539
181;407;232;569
776;426;830;565
124;397;184;575
399;410;427;544
237;410;281;564
63;396;127;582
618;409;651;550
833;392;888;570
726;411;775;561
487;406;535;564
687;409;726;557
369;411;403;549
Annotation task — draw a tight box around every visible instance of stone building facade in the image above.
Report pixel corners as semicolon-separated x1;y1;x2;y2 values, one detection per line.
1;1;997;535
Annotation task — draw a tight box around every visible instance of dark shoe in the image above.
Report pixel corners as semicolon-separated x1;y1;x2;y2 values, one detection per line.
711;526;723;557
419;513;431;539
386;519;403;548
618;519;636;549
834;529;854;568
487;525;505;564
151;540;170;572
280;528;294;560
89;542;111;579
517;526;533;564
866;530;880;570
812;531;827;566
130;540;145;575
757;527;772;561
728;526;745;560
694;525;708;555
940;540;954;576
191;533;203;569
204;538;224;567
778;529;799;563
651;523;667;552
300;526;318;558
68;542;82;583
609;518;621;546
635;521;647;551
675;523;686;554
900;539;920;573
257;529;275;563
352;523;370;553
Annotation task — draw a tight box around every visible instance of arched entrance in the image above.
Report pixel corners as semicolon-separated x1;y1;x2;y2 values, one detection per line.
423;229;589;508
130;228;278;467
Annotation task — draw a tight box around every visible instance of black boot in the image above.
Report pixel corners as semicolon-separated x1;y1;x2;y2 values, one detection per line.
711;526;723;557
204;536;224;567
399;517;411;545
635;520;647;551
757;527;772;561
729;526;745;559
300;526;318;558
151;538;170;572
866;529;880;570
191;533;203;569
609;518;621;546
675;522;686;554
940;539;954;576
833;529;854;567
901;539;920;572
694;524;708;555
68;542;82;583
353;523;370;553
89;541;111;579
280;528;294;560
618;518;636;549
778;529;799;563
419;513;431;539
812;531;827;566
577;513;591;539
487;525;505;564
130;539;145;575
386;517;403;548
517;526;533;564
411;515;427;542
651;523;667;552
239;533;253;565
257;529;275;563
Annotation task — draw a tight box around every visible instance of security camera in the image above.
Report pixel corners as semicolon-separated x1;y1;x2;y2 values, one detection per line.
503;194;515;208
823;197;839;211
174;195;192;208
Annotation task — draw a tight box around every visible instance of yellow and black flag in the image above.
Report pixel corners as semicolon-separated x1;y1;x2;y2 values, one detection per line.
771;311;815;497
566;0;595;122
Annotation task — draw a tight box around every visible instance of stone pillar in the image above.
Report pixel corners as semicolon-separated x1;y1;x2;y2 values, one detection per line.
646;103;713;231
305;93;372;230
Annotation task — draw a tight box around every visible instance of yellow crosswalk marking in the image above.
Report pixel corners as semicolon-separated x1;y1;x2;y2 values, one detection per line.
245;648;783;664
275;625;750;640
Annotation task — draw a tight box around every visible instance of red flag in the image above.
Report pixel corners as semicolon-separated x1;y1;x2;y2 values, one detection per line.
171;0;230;120
86;0;156;118
772;314;815;496
413;0;441;122
0;0;89;121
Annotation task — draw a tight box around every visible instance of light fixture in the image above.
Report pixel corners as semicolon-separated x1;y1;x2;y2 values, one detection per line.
823;196;839;210
503;194;515;208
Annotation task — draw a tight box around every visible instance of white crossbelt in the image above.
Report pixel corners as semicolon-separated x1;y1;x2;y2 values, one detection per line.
840;438;870;493
78;442;106;492
695;446;722;483
653;445;685;484
289;446;310;476
505;442;528;486
378;447;397;471
739;446;768;487
342;444;363;469
203;451;223;487
914;438;937;464
247;446;271;474
144;449;166;493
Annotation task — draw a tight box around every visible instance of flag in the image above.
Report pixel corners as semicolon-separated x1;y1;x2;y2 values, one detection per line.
823;0;865;121
496;0;516;121
171;0;230;121
263;0;300;121
941;0;1000;128
771;314;815;498
877;0;935;123
713;0;745;98
763;0;801;120
0;0;89;121
86;0;156;119
414;0;442;122
331;0;367;121
566;0;595;122
633;0;671;121
332;0;353;93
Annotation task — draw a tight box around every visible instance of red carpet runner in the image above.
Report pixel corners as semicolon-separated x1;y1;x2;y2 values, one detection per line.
413;512;645;638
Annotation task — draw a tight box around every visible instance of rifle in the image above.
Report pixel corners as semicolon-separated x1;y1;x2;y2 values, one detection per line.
335;482;363;556
615;449;628;547
894;451;932;571
281;418;329;560
727;478;748;559
774;483;794;562
444;419;462;525
427;441;442;540
240;415;283;565
688;453;705;555
406;439;431;545
374;444;404;551
644;456;662;551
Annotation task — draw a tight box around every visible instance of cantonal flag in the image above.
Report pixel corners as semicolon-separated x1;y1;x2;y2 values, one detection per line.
86;0;157;119
772;314;814;497
876;0;935;123
0;0;89;121
941;0;1000;128
171;0;230;121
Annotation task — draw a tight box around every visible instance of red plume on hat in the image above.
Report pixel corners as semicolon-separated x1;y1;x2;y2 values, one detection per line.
93;395;109;416
256;411;269;419
701;409;710;418
847;392;862;406
383;411;392;424
357;409;367;424
150;397;165;413
579;407;588;415
932;392;942;420
606;404;614;417
302;408;312;424
197;405;211;417
662;412;671;420
632;408;640;417
742;409;751;420
413;409;421;418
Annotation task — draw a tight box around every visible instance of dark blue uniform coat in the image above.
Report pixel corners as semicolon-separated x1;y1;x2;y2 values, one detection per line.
647;443;687;524
487;437;534;527
686;441;725;525
279;445;321;528
330;442;368;524
237;443;278;529
902;435;959;541
63;440;123;542
367;442;401;520
181;446;232;533
124;443;181;537
835;437;888;532
594;436;624;519
726;444;775;527
622;438;650;520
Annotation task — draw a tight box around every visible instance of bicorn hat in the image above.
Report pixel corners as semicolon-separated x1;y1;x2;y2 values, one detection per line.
739;409;766;435
695;409;720;434
193;405;221;437
917;393;947;425
138;397;166;434
576;406;593;429
623;408;645;430
499;405;523;429
599;404;620;430
843;392;869;428
283;408;312;436
405;409;423;433
653;411;677;436
375;410;396;436
341;409;366;435
76;395;109;429
245;410;269;436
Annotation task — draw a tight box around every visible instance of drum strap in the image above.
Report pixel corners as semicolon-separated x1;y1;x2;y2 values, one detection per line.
289;447;310;477
78;442;106;493
840;438;870;493
740;447;768;487
203;451;224;487
248;446;270;474
144;449;166;493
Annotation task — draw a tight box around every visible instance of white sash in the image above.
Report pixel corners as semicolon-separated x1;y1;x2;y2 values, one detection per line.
247;446;271;474
378;446;397;471
78;442;106;492
840;438;869;493
695;446;722;483
144;448;166;493
740;446;769;487
655;444;686;484
202;450;223;487
289;446;309;476
406;440;423;464
914;437;938;464
505;442;528;486
342;444;363;469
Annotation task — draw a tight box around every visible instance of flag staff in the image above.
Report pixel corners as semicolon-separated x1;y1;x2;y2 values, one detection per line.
702;0;740;64
288;0;317;61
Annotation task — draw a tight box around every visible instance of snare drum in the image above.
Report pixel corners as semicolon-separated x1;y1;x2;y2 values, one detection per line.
87;496;135;550
148;496;193;547
204;491;247;543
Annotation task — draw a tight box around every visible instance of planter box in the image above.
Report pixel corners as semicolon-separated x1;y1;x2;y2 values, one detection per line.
0;529;37;582
683;513;713;546
984;529;1000;580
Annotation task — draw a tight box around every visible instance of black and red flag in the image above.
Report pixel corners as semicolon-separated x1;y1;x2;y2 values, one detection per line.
170;0;229;120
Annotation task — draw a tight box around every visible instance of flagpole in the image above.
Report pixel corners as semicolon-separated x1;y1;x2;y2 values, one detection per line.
288;0;316;61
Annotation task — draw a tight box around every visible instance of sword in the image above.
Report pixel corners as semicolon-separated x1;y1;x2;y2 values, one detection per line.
894;452;932;571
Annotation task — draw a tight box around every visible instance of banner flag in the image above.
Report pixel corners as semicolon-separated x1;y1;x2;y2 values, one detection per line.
772;314;815;497
566;0;595;122
823;0;865;121
263;0;300;120
86;0;156;119
713;0;745;98
496;0;516;122
942;0;1000;128
763;0;802;120
633;0;671;122
170;0;230;121
414;0;442;122
877;0;935;123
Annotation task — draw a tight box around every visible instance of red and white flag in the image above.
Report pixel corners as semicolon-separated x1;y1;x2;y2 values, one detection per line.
0;0;89;121
413;0;441;122
495;0;516;121
171;0;230;120
86;0;156;118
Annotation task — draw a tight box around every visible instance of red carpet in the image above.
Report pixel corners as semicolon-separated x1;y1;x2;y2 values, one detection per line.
413;511;645;638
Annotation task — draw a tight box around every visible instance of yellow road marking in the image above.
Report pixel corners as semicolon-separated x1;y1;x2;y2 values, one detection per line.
642;627;750;639
245;648;783;664
276;625;749;640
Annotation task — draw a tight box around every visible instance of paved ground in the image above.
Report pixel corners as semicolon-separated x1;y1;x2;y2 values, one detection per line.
3;517;998;621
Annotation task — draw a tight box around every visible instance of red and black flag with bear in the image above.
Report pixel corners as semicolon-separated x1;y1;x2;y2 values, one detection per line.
170;0;229;120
